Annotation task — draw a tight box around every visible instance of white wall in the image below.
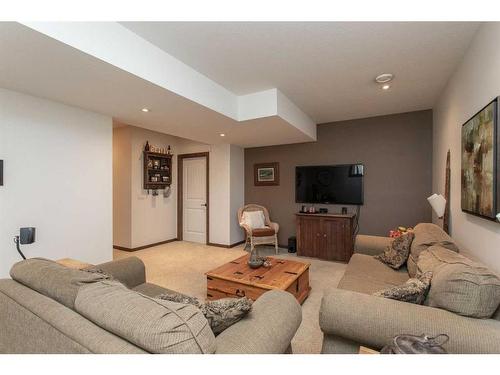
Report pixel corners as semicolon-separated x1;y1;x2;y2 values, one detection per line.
113;125;208;248
130;127;182;248
113;126;132;248
0;88;113;277
230;145;245;244
113;125;244;248
433;23;500;272
207;144;231;245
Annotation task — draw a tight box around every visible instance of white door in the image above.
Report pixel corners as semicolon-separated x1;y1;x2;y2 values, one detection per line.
182;157;207;243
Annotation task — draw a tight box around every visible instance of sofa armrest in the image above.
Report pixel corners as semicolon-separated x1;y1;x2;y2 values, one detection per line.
320;288;500;353
215;290;302;353
88;257;146;289
354;235;392;256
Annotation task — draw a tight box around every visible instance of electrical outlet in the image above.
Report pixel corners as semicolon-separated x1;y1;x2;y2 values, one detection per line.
20;227;36;244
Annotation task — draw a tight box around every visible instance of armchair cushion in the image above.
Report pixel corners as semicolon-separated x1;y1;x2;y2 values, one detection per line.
252;227;276;237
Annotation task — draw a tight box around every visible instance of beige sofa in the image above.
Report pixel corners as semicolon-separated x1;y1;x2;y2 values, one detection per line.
320;223;500;354
0;257;302;354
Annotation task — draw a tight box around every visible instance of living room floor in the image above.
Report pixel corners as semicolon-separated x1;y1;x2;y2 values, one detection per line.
114;241;347;354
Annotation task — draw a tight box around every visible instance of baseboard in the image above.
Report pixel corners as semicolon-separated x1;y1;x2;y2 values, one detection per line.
113;238;178;252
207;240;246;249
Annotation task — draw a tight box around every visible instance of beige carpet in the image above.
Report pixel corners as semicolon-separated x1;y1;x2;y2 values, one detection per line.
114;241;346;354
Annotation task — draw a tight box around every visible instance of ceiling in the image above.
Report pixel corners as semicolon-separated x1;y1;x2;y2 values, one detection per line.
0;22;482;149
122;22;481;123
0;22;311;147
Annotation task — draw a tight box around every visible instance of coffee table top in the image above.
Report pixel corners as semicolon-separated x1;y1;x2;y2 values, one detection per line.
206;254;310;291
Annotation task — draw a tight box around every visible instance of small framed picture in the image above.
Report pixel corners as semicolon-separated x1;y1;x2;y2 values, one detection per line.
254;162;279;186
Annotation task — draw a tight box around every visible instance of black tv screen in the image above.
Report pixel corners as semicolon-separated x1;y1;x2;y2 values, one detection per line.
295;164;364;205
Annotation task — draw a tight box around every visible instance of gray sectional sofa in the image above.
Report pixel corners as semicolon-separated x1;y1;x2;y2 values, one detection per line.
320;223;500;354
0;257;302;354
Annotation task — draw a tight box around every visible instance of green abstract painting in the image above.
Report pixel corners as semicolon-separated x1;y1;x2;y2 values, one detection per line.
461;100;496;219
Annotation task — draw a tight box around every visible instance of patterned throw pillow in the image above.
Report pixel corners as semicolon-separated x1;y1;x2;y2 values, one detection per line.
200;298;253;335
373;271;433;304
375;232;415;269
156;292;202;307
156;293;253;335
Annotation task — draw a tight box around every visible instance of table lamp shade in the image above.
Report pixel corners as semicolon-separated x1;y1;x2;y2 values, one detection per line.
427;194;446;218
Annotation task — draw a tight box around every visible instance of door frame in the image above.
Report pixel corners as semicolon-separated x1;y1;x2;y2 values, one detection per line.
177;152;209;244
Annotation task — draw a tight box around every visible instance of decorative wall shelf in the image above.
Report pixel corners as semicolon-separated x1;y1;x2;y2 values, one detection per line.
143;151;173;191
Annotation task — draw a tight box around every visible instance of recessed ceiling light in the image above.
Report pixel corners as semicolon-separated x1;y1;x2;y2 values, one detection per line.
141;108;150;113
382;84;391;90
375;73;394;84
220;133;226;137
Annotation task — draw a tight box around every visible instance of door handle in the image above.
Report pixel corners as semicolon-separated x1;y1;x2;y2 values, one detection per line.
201;203;207;207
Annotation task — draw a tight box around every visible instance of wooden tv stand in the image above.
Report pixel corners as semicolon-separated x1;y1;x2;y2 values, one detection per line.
295;212;355;262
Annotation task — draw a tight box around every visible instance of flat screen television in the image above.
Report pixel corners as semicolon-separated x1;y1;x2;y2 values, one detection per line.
295;164;364;205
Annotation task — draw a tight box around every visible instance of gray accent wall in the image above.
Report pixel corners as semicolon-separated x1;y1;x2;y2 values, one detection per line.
245;110;433;245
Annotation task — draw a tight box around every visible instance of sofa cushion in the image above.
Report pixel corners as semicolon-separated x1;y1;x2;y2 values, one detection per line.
429;264;500;318
338;254;409;295
417;246;500;318
10;258;108;309
407;254;419;278
410;223;459;264
416;245;466;274
375;232;414;269
74;280;216;354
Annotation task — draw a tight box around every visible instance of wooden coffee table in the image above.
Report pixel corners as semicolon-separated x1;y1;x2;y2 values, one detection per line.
205;254;311;304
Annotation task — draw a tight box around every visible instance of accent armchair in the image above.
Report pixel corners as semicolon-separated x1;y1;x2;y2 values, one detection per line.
238;204;280;254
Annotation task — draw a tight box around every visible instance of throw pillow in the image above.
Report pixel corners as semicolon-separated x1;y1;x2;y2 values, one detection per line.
373;271;433;305
156;292;202;307
156;293;253;335
241;210;266;229
375;231;415;269
201;297;253;335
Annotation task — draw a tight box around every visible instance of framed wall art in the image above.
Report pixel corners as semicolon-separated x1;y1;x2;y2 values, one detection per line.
461;97;500;221
254;162;280;186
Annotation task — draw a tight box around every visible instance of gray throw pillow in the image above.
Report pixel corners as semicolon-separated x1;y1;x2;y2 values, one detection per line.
157;293;253;335
373;271;432;304
375;232;415;269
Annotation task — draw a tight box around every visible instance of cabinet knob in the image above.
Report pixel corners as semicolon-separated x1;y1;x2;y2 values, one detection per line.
323;234;327;238
316;233;320;237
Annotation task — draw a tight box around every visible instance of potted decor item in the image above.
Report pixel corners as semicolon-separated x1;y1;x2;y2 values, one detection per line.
247;247;264;269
